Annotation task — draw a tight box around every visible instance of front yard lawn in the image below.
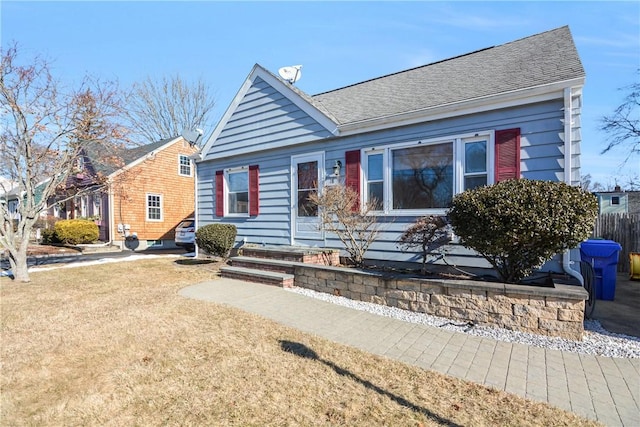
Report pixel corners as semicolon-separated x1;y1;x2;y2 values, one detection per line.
0;258;598;426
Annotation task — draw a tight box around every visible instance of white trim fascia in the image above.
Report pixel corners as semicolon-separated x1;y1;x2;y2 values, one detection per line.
338;78;585;136
200;64;339;157
108;136;182;180
256;68;339;136
200;66;258;156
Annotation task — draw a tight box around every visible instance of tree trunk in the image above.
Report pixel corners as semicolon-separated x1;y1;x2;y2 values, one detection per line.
8;237;30;283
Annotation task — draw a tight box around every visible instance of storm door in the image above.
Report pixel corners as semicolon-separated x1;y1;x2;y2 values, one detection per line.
291;153;324;242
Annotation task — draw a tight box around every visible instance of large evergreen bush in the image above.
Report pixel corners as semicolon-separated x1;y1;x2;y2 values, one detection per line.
53;219;99;245
195;224;237;257
448;179;598;283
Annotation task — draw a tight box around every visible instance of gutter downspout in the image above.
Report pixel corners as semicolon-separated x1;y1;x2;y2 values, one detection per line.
193;155;200;258
108;180;115;247
562;87;584;286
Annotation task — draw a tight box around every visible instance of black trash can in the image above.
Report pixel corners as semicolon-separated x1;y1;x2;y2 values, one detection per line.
579;239;622;301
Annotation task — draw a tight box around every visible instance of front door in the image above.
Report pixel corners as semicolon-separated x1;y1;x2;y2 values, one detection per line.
292;153;324;243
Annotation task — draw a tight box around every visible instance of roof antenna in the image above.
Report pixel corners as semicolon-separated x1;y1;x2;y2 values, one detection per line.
278;65;302;85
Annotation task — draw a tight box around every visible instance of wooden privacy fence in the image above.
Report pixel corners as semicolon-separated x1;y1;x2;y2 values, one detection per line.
592;213;640;273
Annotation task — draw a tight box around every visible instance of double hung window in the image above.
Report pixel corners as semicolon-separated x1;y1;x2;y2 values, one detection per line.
226;169;249;215
215;165;259;217
179;155;192;176
147;194;162;221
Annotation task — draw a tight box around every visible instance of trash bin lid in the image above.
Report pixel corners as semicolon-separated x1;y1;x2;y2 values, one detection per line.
580;239;622;258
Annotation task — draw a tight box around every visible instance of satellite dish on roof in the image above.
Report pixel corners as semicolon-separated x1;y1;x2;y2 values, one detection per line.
181;128;204;147
278;65;302;84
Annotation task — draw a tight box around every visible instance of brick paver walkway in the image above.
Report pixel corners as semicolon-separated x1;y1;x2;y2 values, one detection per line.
180;279;640;426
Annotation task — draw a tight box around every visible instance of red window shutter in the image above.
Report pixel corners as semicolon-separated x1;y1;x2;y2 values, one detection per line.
215;170;224;217
495;128;521;182
249;165;259;216
345;150;361;211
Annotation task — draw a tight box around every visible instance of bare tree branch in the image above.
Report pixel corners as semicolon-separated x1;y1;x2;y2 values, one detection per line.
600;74;640;161
125;74;215;144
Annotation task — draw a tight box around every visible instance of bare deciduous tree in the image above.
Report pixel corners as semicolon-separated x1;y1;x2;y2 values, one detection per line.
601;75;639;160
125;75;215;144
308;184;384;267
0;44;126;282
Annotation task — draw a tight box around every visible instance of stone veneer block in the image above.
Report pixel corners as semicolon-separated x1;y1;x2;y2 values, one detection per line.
396;280;422;292
557;308;584;322
434;306;451;317
447;288;474;298
513;304;558;320
546;297;585;310
538;318;583;340
421;283;445;295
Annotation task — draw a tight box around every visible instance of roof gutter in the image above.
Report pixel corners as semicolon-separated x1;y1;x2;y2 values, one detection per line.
561;86;584;286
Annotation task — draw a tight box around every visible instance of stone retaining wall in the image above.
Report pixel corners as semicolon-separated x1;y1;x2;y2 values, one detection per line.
293;264;588;340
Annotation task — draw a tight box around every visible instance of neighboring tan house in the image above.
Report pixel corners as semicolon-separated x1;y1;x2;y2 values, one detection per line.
47;136;198;250
195;26;586;274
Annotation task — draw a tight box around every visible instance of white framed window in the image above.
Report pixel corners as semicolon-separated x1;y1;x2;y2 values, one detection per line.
146;193;163;221
364;150;384;210
179;154;192;177
363;131;493;215
225;168;249;216
462;136;488;191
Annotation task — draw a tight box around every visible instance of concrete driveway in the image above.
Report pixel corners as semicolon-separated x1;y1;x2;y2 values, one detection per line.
591;273;640;337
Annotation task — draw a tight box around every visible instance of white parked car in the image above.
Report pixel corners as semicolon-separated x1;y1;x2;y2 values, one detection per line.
174;218;195;252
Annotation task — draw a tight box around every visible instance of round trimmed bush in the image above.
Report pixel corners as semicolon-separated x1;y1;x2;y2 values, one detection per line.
53;219;99;245
448;179;598;283
195;223;237;257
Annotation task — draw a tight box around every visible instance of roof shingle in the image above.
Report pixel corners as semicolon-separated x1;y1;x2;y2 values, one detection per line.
310;26;584;125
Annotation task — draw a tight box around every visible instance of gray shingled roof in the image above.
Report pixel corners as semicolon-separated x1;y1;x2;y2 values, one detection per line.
84;136;178;176
310;26;584;126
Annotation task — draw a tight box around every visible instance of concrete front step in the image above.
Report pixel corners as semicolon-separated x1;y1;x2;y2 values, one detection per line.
240;244;339;266
230;256;296;275
220;265;295;288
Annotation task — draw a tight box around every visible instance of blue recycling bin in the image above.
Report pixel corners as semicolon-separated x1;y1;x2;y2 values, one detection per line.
580;239;622;301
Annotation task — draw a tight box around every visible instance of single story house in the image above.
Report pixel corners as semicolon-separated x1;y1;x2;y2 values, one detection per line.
195;26;586;277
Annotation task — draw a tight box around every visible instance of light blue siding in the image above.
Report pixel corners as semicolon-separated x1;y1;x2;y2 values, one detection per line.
198;98;577;271
203;77;334;160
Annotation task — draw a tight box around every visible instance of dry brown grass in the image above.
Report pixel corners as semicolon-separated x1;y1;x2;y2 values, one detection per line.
1;258;600;426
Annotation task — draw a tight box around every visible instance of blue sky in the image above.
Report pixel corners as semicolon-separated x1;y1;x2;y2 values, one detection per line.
2;1;639;187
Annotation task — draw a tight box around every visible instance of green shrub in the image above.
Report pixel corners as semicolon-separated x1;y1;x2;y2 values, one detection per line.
40;228;62;244
448;179;598;284
195;223;237;257
53;219;99;245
